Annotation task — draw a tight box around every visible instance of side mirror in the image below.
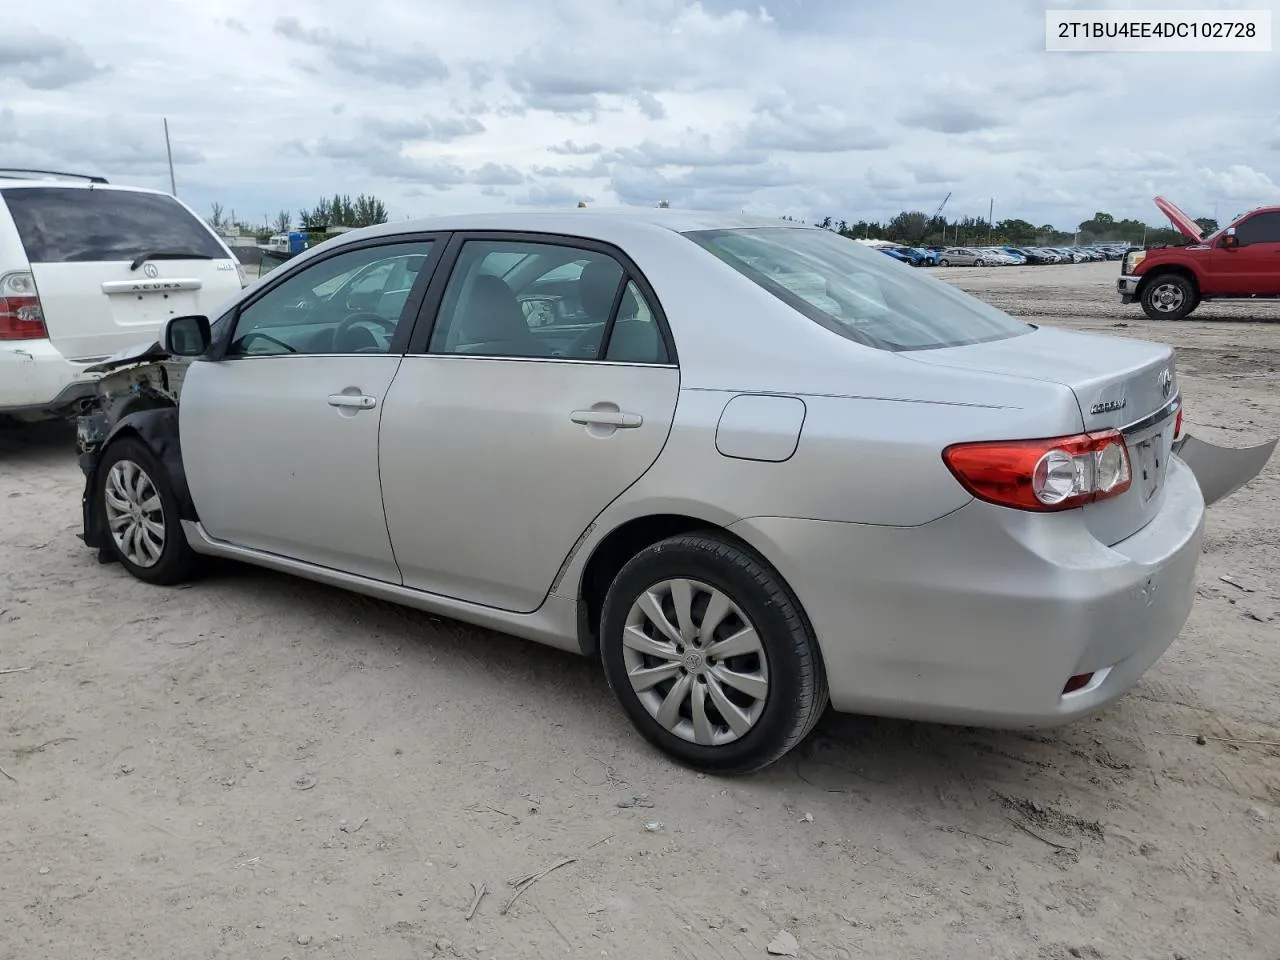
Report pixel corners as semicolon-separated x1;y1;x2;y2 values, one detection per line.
162;314;211;356
1222;229;1239;250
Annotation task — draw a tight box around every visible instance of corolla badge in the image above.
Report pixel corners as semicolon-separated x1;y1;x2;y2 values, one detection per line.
142;262;159;278
1158;368;1173;399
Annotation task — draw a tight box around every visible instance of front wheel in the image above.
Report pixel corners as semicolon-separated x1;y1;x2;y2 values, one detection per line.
938;258;950;267
97;437;202;585
1140;273;1197;321
599;532;828;774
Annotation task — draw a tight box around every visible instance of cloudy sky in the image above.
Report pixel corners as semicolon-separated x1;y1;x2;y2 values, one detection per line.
2;0;1277;231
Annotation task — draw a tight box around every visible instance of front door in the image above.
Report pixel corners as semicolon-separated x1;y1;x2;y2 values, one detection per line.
378;235;680;612
180;237;440;581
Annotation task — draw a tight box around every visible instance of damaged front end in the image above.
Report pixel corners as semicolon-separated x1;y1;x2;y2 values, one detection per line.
75;342;196;559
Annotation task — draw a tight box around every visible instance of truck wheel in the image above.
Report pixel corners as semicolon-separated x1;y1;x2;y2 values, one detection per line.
1140;273;1197;321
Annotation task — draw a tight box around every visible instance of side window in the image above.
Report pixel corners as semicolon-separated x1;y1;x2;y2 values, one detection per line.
227;241;434;357
1234;212;1280;246
603;280;670;364
428;240;622;359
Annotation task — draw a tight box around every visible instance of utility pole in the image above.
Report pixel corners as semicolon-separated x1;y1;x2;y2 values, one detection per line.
988;198;994;242
163;118;177;196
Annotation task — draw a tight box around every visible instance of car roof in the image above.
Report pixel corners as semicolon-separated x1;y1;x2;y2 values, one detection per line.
0;178;170;196
333;207;818;248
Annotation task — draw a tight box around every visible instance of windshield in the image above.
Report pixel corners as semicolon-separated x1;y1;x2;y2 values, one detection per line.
683;227;1030;351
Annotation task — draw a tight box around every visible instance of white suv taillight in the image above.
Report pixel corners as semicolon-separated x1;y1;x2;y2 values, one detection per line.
0;271;48;341
943;430;1133;512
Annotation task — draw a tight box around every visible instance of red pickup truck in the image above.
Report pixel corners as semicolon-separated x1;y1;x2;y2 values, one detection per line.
1118;196;1280;321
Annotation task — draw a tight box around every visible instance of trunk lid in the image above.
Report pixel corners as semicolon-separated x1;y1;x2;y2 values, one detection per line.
1;184;244;361
909;326;1180;545
1153;195;1203;243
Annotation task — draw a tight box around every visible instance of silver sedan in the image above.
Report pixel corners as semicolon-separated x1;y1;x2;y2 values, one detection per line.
74;210;1274;773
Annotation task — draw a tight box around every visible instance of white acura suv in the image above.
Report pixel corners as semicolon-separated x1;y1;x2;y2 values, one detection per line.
0;169;245;421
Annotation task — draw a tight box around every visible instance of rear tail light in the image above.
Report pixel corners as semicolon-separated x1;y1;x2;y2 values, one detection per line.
943;430;1132;512
1062;672;1094;694
0;271;48;340
1174;406;1183;440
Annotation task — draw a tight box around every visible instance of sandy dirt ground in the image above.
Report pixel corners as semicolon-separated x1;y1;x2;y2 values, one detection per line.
2;260;1278;960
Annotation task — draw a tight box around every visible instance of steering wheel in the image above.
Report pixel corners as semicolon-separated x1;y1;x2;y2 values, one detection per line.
333;312;396;352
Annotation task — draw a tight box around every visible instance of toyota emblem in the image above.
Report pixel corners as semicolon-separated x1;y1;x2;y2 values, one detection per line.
1158;368;1172;399
142;262;159;278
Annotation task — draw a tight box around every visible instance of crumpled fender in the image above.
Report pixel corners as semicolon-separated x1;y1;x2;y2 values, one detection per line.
1173;432;1276;506
79;406;197;554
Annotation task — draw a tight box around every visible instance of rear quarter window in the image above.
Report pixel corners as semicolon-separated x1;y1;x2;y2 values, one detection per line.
684;227;1030;352
0;187;227;263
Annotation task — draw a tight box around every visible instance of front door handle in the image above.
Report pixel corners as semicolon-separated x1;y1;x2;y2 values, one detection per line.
328;393;377;410
571;409;642;428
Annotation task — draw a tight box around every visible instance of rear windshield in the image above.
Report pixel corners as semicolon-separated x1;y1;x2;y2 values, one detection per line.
683;227;1030;351
1;187;226;264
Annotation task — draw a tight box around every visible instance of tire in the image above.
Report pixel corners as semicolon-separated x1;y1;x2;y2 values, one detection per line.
599;532;828;774
97;436;202;585
1140;273;1197;321
975;259;986;267
939;259;950;267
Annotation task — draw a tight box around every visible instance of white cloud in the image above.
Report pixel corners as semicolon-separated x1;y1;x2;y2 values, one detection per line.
1;0;1277;231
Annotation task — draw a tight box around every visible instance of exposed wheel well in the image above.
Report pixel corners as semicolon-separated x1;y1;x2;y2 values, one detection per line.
576;514;756;655
1138;266;1199;297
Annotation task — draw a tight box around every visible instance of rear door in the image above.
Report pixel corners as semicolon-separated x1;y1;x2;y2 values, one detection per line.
0;185;243;360
378;233;680;613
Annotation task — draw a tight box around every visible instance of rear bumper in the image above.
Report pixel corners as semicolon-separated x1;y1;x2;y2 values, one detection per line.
729;456;1205;728
0;340;100;417
1118;274;1141;302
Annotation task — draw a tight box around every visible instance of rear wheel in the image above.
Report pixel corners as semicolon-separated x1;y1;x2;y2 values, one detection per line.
975;259;987;266
599;532;828;774
1140;273;1197;321
97;437;201;585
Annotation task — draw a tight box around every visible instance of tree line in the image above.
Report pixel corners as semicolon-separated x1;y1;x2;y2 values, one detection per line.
799;209;1220;247
206;193;391;243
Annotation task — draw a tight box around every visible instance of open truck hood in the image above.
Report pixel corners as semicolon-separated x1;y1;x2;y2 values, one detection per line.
1154;195;1203;243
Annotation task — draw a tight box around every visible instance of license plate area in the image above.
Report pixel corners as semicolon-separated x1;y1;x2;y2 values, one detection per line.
1133;434;1165;503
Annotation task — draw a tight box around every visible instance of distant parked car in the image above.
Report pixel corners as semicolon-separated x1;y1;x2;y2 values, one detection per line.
937;247;991;266
1010;247;1055;265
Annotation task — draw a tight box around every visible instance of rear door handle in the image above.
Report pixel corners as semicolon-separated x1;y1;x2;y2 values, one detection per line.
571;409;643;428
328;394;377;410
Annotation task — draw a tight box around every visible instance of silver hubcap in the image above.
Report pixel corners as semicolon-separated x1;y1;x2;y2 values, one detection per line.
1151;283;1185;313
103;460;165;568
622;579;769;746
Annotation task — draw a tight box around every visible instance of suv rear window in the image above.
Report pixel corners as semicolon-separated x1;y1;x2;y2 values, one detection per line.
684;227;1030;351
0;187;227;264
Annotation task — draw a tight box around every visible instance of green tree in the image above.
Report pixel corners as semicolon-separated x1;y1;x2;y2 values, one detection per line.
207;201;228;232
273;210;293;235
1194;216;1219;235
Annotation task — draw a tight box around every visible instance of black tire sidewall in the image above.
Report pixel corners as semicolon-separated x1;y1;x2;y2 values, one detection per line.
97;437;194;585
1141;274;1195;321
599;535;822;773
